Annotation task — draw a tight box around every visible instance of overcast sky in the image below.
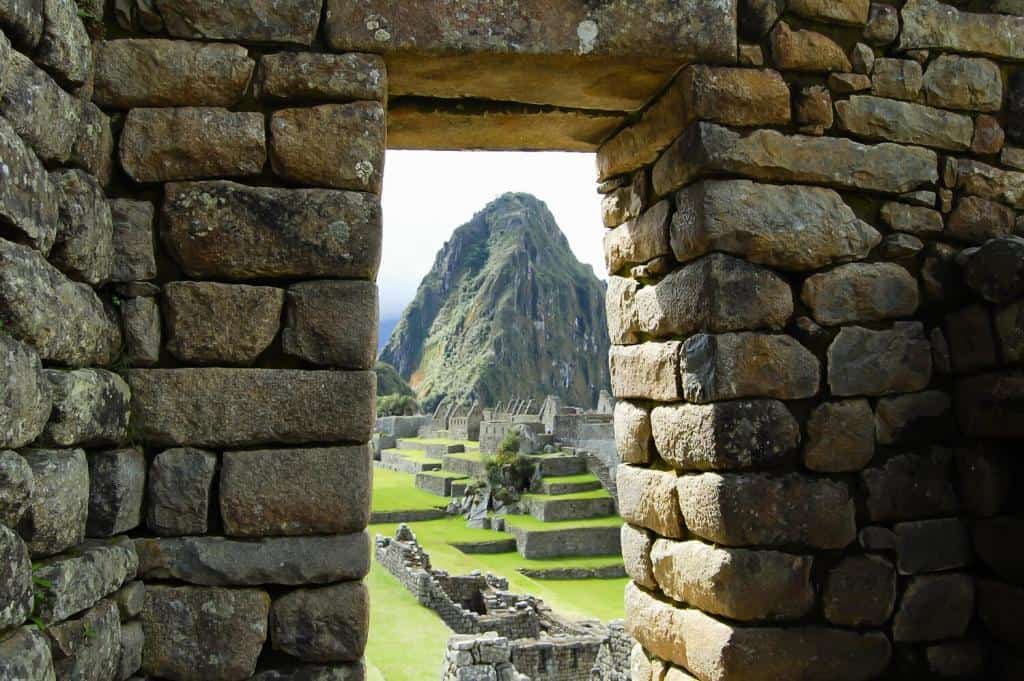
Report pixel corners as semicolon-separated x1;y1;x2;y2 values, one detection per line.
379;150;606;320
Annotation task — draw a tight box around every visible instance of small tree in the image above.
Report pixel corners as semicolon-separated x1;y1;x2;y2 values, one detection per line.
483;428;534;503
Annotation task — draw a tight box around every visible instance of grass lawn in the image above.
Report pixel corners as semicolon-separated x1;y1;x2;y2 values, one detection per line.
401;437;480;449
542;473;601;485
418;470;469;479
372;467;449;513
522;489;612;502
502;513;623;532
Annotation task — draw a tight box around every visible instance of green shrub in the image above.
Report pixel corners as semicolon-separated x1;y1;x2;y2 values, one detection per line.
483;429;535;501
377;394;420;416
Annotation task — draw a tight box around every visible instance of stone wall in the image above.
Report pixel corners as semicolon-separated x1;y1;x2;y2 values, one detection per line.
606;1;1024;679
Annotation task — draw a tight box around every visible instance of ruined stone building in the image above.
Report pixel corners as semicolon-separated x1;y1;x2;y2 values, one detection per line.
1;1;1023;680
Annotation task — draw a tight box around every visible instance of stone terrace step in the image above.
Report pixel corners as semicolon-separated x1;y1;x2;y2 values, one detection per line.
442;452;487;478
379;450;442;474
508;523;622;560
523;492;616;522
450;538;519;555
525;453;587;477
397;438;466;458
539;474;603;495
415;470;469;497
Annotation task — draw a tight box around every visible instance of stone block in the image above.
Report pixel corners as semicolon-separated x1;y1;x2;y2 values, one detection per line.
112;581;145;621
601;173;647;228
677;473;856;549
38;369;130;448
121;297;160;368
606;276;639;345
922;55;1004;112
823;555;897;627
789;0;868;24
964;236;1024;304
18;448;88;557
865;3;899;44
673;180;880;271
769;22;851;72
794;85;832;133
0;50;80;164
894;518;971;575
49;170;113;286
870;58;922;101
861;451;958;522
270;103;385;193
0;1;43;49
828;72;871;95
0;626;54;681
120;107;265;183
0;335;50;450
283;281;378;369
0;525;31;630
146;448;216;537
45;600;120;681
250;664;365;681
678;333;820;403
141;585;270;681
894;574;974;642
86;448;144;538
135;532;371;586
35;0;92;87
118;620;144;680
957;160;1024;209
621;523;656;589
109;200;156;284
0;450;33;527
271;582;368;663
651;538;814;622
836;96;974;151
617;465;684;539
900;0;1024;61
95;39;254;108
804;400;875;473
880;202;943;235
613;401;652;465
827;322;932;397
609;342;680;402
652;122;938;198
257;52;386;103
162;181;381;281
958;372;1024;439
33;539;137;625
875;390;951;445
603;201;671;275
130;369;375;448
948;196;1015;244
946;305;999;374
802;263;918;326
651;400;799;472
71;101;114;188
996;301;1024;363
155;0;322;45
0;116;58;253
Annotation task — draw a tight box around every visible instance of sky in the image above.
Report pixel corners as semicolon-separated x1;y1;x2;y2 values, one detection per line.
379;150;606;321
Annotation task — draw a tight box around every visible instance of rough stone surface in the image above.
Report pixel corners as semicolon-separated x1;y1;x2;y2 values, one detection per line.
113;581;145;621
865;3;899;44
948;197;1017;245
162;181;381;281
18;448;88;557
869;59;920;102
614;401;651;465
38;369;130;448
617;465;684;539
997;301;1024;364
972;115;1006;155
141;585;270;681
880;202;944;236
923;55;1003;112
0;117;58;253
109;200;156;283
957;160;1024;209
283;281;378;369
0;50;80;165
804;400;875;473
155;0;322;45
823;556;896;627
32;539;137;625
121;297;161;367
0;524;31;630
0;450;32;528
958;372;1024;439
621;523;656;589
0;335;50;450
836;96;974;152
964;236;1024;304
788;0;868;24
249;665;366;681
678;333;820;403
650;538;815;622
271;582;368;663
163;282;284;365
95;39;254;108
770;22;851;72
875;391;951;445
0;0;43;50
893;574;974;642
86;448;145;537
900;0;1024;61
651;400;799;472
895;518;971;575
258;52;386;103
827;323;932;396
35;0;92;87
270;103;385;193
50;170;113;287
945;304;999;373
0;626;55;681
118;620;144;680
861;451;958;522
801;263;919;326
604;200;672;275
794;85;832;133
120;107;266;183
609;342;680;402
71;102;115;188
146;448;216;536
677;473;856;549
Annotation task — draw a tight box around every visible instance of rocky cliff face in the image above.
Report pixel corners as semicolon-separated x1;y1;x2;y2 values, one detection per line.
380;193;610;411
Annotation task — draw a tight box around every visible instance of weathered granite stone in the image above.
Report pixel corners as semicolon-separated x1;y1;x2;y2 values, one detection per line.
678;333;820;403
601;172;648;228
921;242;960;303
861;450;958;522
71;102;114;188
134;532;371;586
850;42;874;74
0;117;58;253
146;448;216;536
973;115;1006;155
865;3;899;45
651;538;814;622
118;620;144;680
802;263;918;326
0;450;32;527
879;202;943;235
141;585;270;681
673;180;880;271
18;448;88;557
621;523;656;589
33;539;137;624
120;107;266;183
0;239;121;367
1002;146;1024;170
0;0;43;49
162;181;381;281
258;52;386;102
0;50;80;166
0;335;50;450
283;281;377;369
923;55;1002;112
770;22;851;72
109;200;156;283
804;400;875;473
794;85;832;134
875;391;951;445
38;369;130;448
880;233;924;260
0;626;55;681
738;0;784;39
997;301;1024;363
270;103;385;193
604;201;671;274
121;297;160;367
828;72;871;94
677;473;856;549
113;282;159;299
163;282;284;365
900;0;1024;61
836;96;974;152
823;556;896;627
271;582;368;663
617;465;684;539
606;276;639;345
49;170;113;286
788;0;868;24
652;122;938;198
614;401;651;465
946;304;998;374
894;518;971;574
651;400;799;472
964;236;1024;304
630;643;654;681
156;0;323;45
871;58;922;101
112;581;144;621
609;342;681;402
95;39;255;108
957;160;1024;209
129;369;376;448
35;0;92;87
958;371;1024;438
86;448;145;537
894;574;974;642
0;525;31;629
827;323;932;396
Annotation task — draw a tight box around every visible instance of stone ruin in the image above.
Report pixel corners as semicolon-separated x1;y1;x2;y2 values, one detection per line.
0;0;1021;679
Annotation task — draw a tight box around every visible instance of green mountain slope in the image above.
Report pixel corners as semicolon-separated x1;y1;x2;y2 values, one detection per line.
380;193;610;411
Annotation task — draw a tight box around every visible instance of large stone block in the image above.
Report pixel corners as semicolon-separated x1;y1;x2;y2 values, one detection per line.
827;322;932;397
86;448;145;537
673;180;880;271
146;447;216;536
606;276;640;345
603;200;671;275
50;170;113;286
0;0;43;49
121;297;161;367
270;103;385;193
283;281;378;369
120;107;266;183
162;181;381;281
0;116;58;253
677;473;856;549
135;532;371;586
18;448;88;557
0;525;31;630
650;539;814;622
652;122;938;198
155;0;322;45
163;282;284;365
32;539;137;625
893;574;974;642
802;263;919;326
895;518;971;575
109;200;156;284
271;582;368;663
220;446;371;537
874;390;951;445
957;160;1024;209
769;22;851;72
257;52;386;103
141;585;270;681
823;555;896;627
923;55;1003;112
118;620;144;680
0;50;80;164
861;451;958;522
621;523;656;589
71;101;114;188
95;39;255;108
651;400;799;472
38;369;130;448
678;333;820;403
880;202;943;236
0;450;32;528
617;465;684;539
870;58;922;102
614;401;652;465
804;400;875;473
900;0;1024;60
609;342;680;402
836;95;974;151
0;238;121;367
964;236;1024;304
35;0;92;87
129;369;375;448
0;334;50;450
